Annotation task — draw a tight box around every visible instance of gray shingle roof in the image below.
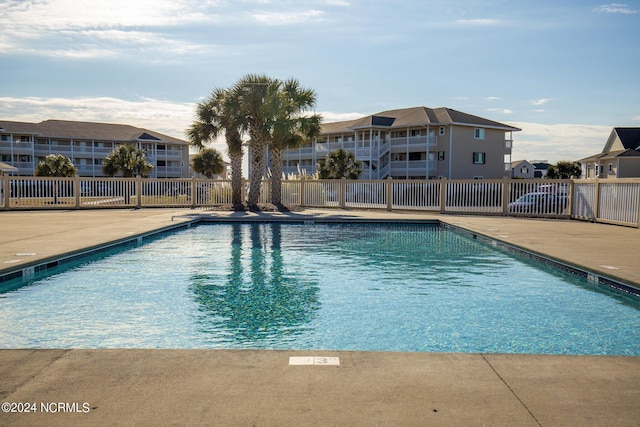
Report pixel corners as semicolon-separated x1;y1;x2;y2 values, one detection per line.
0;119;187;145
320;106;520;134
615;127;640;150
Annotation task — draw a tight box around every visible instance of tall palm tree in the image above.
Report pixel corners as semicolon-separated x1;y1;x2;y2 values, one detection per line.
230;74;280;207
102;144;153;177
317;148;362;179
191;148;225;179
188;87;244;206
269;79;322;206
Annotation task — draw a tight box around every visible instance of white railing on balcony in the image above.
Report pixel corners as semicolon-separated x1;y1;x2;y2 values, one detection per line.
390;135;437;147
1;176;638;227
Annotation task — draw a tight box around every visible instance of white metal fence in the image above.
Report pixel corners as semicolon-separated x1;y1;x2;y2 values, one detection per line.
1;176;639;227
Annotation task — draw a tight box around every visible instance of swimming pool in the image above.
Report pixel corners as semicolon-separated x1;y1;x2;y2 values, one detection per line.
1;223;638;355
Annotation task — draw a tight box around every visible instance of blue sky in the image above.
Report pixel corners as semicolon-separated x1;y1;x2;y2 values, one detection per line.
1;0;639;164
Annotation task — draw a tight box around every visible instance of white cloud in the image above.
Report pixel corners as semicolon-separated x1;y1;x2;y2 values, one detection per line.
487;108;513;114
0;96;195;140
1;0;212;31
319;111;364;122
593;3;638;14
455;19;503;26
252;10;324;25
0;0;219;58
487;97;502;101
323;0;350;6
633;115;640;121
510;121;610;163
530;98;552;106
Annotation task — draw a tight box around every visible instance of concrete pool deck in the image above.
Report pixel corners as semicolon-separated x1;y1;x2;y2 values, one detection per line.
0;208;639;426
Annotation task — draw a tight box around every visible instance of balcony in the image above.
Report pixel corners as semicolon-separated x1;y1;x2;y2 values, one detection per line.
390;160;436;173
390;135;437;148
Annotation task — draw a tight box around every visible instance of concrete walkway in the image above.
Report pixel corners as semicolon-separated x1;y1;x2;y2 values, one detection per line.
0;208;639;426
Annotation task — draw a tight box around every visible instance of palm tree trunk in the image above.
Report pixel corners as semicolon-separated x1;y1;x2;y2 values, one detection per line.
269;147;285;206
248;136;266;207
229;151;243;206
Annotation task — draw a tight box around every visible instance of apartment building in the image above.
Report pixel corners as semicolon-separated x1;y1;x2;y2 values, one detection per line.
0;119;190;177
278;106;520;180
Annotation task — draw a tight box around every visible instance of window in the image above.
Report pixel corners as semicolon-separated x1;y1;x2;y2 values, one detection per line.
439;127;445;136
438;151;445;161
521;167;528;174
410;129;421;137
474;128;485;140
157;160;166;167
408;152;423;161
608;163;613;173
473;152;486;164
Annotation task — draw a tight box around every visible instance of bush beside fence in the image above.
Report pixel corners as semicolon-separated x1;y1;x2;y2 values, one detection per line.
1;176;639;227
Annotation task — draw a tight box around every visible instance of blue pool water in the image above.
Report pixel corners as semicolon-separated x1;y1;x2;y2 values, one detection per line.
1;223;638;355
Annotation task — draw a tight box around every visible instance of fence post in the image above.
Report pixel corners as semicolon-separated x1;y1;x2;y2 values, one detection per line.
0;174;8;210
439;178;447;213
386;176;393;211
74;176;81;209
191;177;197;208
502;177;510;215
636;181;640;227
136;176;142;209
593;178;600;222
340;178;346;209
568;179;575;218
299;176;305;208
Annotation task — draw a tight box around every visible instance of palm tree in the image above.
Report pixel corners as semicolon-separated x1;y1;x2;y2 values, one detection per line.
192;148;225;179
317;148;362;179
269;79;322;206
34;154;77;177
546;161;581;179
102;144;153;177
188;87;244;207
230;74;280;207
34;154;77;204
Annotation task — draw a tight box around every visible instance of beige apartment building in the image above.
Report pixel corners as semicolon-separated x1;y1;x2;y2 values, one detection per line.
278;106;520;180
0;119;190;177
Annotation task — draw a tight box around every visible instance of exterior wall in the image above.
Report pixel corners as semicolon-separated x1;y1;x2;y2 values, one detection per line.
281;123;512;180
448;126;510;179
618;158;640;178
582;158;640;179
0;133;189;178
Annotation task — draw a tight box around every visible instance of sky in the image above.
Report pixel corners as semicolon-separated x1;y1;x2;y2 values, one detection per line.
1;0;639;165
